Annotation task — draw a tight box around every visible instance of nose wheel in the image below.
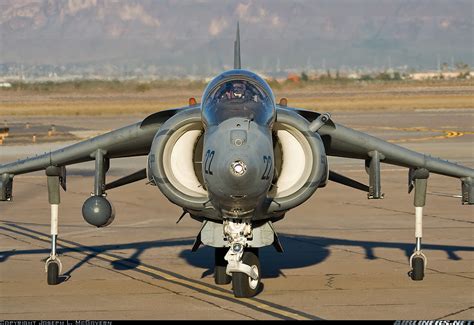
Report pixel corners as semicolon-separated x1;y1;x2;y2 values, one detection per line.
214;247;231;285
231;249;261;298
222;220;261;298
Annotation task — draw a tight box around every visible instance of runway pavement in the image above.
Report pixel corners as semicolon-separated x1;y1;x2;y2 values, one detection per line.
0;109;473;320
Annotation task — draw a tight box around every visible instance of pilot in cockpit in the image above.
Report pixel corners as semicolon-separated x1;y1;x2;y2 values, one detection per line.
207;79;272;125
230;82;246;98
220;81;255;102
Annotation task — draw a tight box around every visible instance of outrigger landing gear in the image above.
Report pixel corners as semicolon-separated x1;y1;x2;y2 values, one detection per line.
222;220;262;298
408;168;429;281
46;255;62;285
45;166;65;285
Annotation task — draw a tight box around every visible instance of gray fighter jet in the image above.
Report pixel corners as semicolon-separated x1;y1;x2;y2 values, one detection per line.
1;24;473;298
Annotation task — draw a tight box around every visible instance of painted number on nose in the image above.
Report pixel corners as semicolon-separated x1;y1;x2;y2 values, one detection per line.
262;156;272;180
204;150;215;175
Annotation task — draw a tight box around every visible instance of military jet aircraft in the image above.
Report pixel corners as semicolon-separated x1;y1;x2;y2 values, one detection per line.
1;24;473;298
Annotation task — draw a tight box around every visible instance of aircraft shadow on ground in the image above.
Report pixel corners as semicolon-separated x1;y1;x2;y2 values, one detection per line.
1;224;472;281
180;233;472;279
59;168;138;177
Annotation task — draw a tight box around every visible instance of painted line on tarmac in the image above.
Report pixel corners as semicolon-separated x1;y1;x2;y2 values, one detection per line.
353;125;473;142
356;126;472;143
0;222;322;321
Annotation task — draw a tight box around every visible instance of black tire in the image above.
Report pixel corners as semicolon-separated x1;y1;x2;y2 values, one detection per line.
232;249;261;298
47;261;60;285
214;247;231;285
411;257;424;281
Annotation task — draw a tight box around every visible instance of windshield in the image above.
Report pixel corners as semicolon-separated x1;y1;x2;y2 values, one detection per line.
202;77;275;126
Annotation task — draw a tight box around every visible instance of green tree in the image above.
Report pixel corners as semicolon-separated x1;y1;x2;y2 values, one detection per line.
455;62;469;71
301;71;309;82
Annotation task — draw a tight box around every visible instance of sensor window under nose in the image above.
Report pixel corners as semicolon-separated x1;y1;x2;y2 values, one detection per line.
230;161;247;176
230;129;247;147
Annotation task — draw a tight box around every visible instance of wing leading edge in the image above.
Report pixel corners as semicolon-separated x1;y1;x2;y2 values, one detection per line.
281;106;474;204
0;107;187;200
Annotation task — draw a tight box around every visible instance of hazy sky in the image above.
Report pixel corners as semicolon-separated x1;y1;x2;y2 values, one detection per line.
1;0;472;72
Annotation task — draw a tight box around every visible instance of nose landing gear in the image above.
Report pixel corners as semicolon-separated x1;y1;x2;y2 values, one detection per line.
230;249;261;298
214;247;231;285
215;220;262;298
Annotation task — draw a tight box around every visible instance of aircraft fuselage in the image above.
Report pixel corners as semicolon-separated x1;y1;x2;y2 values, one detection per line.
200;69;277;220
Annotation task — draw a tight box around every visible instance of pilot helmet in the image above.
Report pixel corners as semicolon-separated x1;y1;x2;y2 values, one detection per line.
232;81;246;98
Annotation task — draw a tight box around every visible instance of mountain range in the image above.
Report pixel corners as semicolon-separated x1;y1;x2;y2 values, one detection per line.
1;0;472;75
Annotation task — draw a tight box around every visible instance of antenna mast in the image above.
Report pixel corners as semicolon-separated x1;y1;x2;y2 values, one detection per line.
234;22;241;69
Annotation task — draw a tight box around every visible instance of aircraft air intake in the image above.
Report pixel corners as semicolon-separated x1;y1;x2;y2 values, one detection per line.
147;108;219;220
266;109;329;214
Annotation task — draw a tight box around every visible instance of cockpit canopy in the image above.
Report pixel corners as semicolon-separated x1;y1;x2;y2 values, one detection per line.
201;70;276;127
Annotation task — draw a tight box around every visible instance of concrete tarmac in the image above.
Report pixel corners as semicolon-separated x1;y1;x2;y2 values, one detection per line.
0;110;473;320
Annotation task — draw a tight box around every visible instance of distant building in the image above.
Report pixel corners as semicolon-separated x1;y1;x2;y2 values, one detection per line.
409;71;471;80
347;73;361;79
0;82;12;88
286;73;300;83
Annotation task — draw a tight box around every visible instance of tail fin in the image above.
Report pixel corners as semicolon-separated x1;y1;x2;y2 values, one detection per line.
234;22;241;69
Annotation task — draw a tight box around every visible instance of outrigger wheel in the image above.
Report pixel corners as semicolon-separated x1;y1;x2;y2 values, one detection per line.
46;259;61;285
410;256;425;281
232;248;261;298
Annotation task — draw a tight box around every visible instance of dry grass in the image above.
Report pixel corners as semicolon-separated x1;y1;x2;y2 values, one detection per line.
0;99;186;116
283;95;474;111
1;79;473;116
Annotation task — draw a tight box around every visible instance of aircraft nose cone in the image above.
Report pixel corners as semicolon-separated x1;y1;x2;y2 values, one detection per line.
230;160;247;177
218;155;266;199
202;119;274;215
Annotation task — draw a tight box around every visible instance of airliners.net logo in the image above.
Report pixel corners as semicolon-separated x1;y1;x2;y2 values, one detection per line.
395;321;472;325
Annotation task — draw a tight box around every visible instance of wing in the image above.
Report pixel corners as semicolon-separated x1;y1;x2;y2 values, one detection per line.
0;106;193;200
279;105;474;204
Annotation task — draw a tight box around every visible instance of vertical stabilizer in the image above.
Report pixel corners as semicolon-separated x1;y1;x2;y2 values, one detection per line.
234;22;241;69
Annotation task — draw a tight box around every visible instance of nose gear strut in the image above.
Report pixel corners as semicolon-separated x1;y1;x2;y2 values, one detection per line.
222;220;261;297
